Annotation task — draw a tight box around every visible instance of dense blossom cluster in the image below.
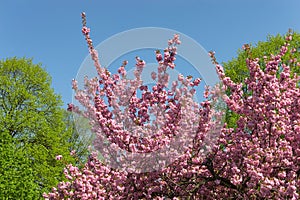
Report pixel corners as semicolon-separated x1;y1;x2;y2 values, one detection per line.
44;13;299;199
207;38;300;198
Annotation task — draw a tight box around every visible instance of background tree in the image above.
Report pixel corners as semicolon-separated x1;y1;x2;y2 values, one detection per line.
222;30;300;128
0;57;78;198
63;110;94;164
0;130;40;199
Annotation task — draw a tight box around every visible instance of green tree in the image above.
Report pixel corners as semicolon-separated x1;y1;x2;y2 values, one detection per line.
0;57;75;198
63;111;94;164
222;30;300;128
0;130;41;199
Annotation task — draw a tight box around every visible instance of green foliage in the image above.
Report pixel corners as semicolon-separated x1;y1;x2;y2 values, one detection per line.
0;131;40;199
63;111;94;164
0;58;77;198
222;30;300;128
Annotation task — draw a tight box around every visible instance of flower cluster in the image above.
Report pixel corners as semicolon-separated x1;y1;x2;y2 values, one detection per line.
44;14;299;199
209;34;300;199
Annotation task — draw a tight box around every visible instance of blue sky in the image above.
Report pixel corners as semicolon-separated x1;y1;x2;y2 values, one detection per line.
1;0;300;107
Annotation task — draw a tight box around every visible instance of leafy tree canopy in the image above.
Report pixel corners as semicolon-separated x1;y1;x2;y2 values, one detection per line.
0;57;78;198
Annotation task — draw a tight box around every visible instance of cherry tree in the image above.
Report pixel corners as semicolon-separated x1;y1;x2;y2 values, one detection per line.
43;13;299;199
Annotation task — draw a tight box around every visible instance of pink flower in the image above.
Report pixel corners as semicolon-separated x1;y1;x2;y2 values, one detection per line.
208;51;215;57
70;150;76;156
193;78;201;86
173;34;181;45
178;74;184;81
168;62;175;69
286;35;292;41
55;155;63;160
135;57;146;68
66;175;73;180
155;50;163;62
81;26;90;35
242;44;250;51
67;103;74;112
72;79;78;90
42;193;49;199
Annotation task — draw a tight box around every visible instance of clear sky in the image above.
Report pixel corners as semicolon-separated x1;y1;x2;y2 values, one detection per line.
1;0;300;107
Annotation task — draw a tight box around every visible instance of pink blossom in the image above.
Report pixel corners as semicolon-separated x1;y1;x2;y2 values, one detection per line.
70;150;76;156
55;155;62;160
81;26;90;35
155;50;163;62
178;74;184;81
45;13;300;200
67;103;74;111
